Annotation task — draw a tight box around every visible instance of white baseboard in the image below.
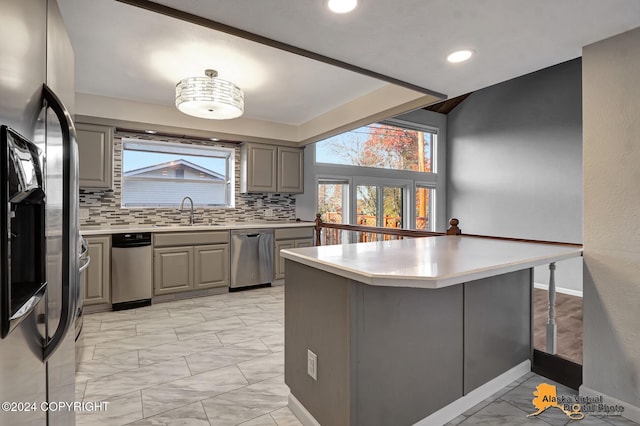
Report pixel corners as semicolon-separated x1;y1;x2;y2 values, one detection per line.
580;385;640;423
288;361;530;426
413;360;531;426
288;394;321;426
534;282;583;298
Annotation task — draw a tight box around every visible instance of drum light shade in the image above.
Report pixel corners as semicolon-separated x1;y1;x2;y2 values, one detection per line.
175;69;244;119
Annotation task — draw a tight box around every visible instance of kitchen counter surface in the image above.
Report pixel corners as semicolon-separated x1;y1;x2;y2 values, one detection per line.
81;221;315;236
280;235;582;289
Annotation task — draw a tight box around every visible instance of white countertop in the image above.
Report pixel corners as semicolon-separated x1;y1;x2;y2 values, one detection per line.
81;221;314;236
280;236;582;289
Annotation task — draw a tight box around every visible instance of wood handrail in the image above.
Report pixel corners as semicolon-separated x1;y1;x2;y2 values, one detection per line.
314;214;582;248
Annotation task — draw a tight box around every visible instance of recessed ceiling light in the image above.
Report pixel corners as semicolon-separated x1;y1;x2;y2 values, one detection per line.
327;0;358;14
210;137;220;141
145;130;157;134
447;49;474;63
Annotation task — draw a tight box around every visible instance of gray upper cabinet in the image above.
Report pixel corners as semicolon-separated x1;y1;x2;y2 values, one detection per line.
241;143;303;193
277;146;304;193
77;122;114;189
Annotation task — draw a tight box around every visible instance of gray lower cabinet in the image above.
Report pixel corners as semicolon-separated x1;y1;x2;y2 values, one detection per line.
153;231;229;296
274;227;314;280
77;122;114;189
82;235;111;305
194;244;229;289
153;246;193;295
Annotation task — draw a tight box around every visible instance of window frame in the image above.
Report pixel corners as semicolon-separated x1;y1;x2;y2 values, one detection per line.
120;138;235;209
312;120;440;231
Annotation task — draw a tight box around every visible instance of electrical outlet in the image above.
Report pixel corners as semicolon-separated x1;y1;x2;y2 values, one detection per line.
307;349;317;381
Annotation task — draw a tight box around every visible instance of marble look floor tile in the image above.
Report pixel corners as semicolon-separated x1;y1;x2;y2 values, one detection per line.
446;414;468;425
500;377;577;425
76;344;96;362
216;322;283;346
82;320;102;333
256;302;283;312
79;325;137;346
141;365;248;417
140;298;196;311
269;407;303;426
135;313;206;335
602;415;640;426
223;295;277;306
92;331;178;359
186;339;272;375
129;401;210;425
239;414;277;425
577;415;632;426
200;305;264;322
259;333;284;353
201;376;289;426
175;316;246;341
459;400;550;425
85;310;134;322
75;381;87;402
75;350;139;382
238;311;283;326
84;358;191;401
138;334;224;366
76;390;143;426
237;352;284;384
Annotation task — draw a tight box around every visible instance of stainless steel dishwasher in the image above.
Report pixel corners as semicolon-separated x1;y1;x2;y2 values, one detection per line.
111;232;152;310
230;229;274;289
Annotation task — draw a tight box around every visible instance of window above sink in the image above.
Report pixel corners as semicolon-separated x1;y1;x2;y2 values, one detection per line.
121;139;235;208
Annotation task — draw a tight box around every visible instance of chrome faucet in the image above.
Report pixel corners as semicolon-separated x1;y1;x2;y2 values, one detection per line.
180;196;194;225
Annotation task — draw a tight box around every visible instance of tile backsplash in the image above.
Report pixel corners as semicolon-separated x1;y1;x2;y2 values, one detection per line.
79;131;297;228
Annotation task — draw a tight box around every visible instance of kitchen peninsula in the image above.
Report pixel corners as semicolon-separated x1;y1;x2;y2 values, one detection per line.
281;236;582;425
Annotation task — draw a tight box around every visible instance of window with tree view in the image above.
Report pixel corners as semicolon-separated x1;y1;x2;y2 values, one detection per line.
315;121;438;231
121;140;234;208
315;123;433;172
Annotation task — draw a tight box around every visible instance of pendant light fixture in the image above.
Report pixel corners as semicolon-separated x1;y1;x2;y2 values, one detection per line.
175;69;244;119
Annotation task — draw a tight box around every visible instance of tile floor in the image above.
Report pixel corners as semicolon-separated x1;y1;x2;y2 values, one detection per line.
76;286;638;426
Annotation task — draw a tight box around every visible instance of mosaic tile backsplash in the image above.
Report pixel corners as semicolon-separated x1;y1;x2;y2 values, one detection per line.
79;131;298;228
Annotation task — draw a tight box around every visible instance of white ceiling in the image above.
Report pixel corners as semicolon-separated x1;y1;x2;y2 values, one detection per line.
58;0;640;128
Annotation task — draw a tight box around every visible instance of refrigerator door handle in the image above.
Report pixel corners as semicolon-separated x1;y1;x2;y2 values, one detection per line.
41;84;78;362
79;255;91;273
8;283;47;323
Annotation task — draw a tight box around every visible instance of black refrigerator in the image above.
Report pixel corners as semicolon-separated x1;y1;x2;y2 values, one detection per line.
0;0;84;424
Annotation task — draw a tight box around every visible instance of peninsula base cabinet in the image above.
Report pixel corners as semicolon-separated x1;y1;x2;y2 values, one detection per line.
274;227;314;280
153;231;230;296
82;235;111;306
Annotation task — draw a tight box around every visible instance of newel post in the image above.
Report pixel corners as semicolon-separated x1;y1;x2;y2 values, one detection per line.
446;218;462;235
314;213;323;246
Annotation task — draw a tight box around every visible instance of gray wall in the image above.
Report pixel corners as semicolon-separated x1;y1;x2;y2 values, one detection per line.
447;59;583;292
582;27;640;418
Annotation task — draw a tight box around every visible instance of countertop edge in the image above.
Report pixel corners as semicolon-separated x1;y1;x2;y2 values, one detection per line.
280;246;582;289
